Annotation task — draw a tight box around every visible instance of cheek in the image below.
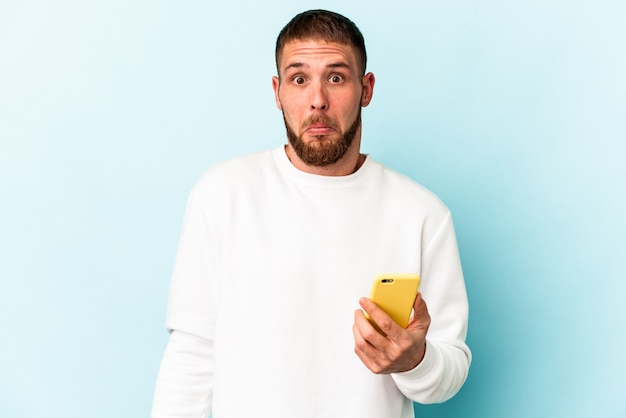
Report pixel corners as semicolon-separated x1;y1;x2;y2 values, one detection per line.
279;96;305;120
280;92;305;110
278;100;302;130
338;97;363;121
336;90;363;110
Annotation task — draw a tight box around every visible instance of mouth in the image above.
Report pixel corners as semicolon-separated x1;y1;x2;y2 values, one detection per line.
303;118;338;136
305;123;336;136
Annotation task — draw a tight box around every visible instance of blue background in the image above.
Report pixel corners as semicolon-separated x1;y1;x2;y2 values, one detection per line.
1;1;624;417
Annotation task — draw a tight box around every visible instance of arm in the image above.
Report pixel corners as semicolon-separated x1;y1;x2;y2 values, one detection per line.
152;185;221;416
353;212;471;403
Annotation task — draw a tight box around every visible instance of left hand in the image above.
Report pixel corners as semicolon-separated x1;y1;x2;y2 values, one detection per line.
353;292;431;374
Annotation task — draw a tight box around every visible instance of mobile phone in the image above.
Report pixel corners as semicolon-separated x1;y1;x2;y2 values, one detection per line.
365;273;421;333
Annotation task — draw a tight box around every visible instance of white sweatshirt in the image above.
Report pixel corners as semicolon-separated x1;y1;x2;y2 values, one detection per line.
152;147;471;418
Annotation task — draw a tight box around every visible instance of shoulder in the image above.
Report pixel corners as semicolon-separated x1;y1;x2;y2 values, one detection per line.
371;160;449;215
199;149;274;181
192;149;275;194
368;161;457;243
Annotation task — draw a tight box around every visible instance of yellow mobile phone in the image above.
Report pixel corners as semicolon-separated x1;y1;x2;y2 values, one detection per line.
365;273;421;332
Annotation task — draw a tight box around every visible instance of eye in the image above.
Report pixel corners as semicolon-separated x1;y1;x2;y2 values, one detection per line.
329;74;344;83
292;76;306;85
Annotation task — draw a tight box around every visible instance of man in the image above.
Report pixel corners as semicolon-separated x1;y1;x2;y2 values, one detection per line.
152;9;470;418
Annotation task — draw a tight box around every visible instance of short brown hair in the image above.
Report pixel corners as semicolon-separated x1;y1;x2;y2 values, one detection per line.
275;10;367;75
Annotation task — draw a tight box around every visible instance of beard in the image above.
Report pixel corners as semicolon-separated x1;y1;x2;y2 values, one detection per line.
283;109;361;167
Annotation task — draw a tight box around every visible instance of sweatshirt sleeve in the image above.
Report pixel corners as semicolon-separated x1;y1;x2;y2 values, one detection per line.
391;211;471;403
151;331;213;418
165;186;221;341
152;185;221;417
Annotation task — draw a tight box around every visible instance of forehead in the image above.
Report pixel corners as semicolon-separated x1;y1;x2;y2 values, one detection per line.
278;39;359;73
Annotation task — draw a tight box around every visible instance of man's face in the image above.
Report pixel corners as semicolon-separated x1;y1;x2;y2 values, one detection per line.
272;39;374;167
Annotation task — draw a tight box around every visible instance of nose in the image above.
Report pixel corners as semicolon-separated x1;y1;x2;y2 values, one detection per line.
310;81;328;111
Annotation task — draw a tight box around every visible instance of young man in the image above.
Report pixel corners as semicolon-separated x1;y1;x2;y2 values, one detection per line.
152;10;470;418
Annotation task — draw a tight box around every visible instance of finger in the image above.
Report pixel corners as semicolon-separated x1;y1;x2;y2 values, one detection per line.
353;312;373;352
359;297;404;340
353;308;387;347
413;292;427;311
407;293;431;331
353;310;389;373
354;309;397;368
413;292;423;310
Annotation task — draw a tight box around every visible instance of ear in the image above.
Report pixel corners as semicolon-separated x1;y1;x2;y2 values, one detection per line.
272;76;283;110
361;72;375;107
